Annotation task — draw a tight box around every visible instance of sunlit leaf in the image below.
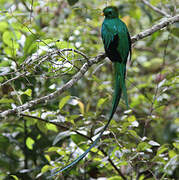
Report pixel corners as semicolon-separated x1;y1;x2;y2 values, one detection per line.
157;144;169;155
46;147;60;153
26;137;35;150
0;98;14;104
150;0;160;5
10;175;19;180
46;123;58;132
108;176;123;180
59;95;71;110
41;165;52;173
0;21;8;32
44;154;51;162
24;89;32;97
97;98;107;109
127;115;136;122
173;142;179;149
137;142;151;151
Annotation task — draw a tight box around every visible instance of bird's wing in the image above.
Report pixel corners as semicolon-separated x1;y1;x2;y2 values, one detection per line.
115;19;131;64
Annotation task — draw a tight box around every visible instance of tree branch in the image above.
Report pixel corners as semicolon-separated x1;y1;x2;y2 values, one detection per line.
0;54;105;118
142;0;171;17
0;14;179;118
132;15;179;43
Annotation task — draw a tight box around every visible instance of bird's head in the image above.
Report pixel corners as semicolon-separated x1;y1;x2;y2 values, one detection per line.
103;6;118;19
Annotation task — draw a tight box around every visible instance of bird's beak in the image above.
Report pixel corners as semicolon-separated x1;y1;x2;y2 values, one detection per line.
101;12;104;16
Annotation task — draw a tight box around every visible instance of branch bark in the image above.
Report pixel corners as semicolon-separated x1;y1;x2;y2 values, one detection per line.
0;54;105;118
0;14;179;118
131;15;179;43
142;0;171;18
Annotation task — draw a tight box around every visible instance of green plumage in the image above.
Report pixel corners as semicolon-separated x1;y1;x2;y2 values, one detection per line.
101;6;131;112
51;6;131;176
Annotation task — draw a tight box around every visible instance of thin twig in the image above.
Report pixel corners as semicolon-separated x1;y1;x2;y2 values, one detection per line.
132;15;179;43
21;113;127;179
142;0;171;17
143;29;170;136
0;54;105;118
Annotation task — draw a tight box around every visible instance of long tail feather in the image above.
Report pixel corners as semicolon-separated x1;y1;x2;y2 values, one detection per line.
50;61;126;177
118;63;128;108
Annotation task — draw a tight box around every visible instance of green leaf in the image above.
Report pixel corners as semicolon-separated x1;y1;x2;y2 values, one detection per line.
71;134;87;150
128;130;139;138
24;89;32;97
137;142;151;151
0;76;4;82
173;142;179;149
150;0;160;5
26;137;35;150
56;41;75;49
37;121;47;134
169;150;177;158
157;144;169;155
44;154;51;162
59;95;71;110
39;39;54;46
0;60;11;67
46;147;60;153
2;30;21;47
23;35;38;57
4;46;17;57
46;123;58;132
143;58;163;70
139;175;145;180
41;165;52;173
0;98;14;104
133;8;141;20
0;21;8;32
97;98;107;109
117;161;128;166
10;175;19;180
108;176;123;180
127;115;136;122
171;27;179;37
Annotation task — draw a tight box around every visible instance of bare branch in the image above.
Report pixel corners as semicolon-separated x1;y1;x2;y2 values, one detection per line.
132;15;179;43
0;15;179;118
1;72;28;87
142;0;171;17
0;54;105;118
0;48;88;87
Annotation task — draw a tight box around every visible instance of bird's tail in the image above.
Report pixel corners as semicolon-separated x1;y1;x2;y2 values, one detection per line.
50;62;127;177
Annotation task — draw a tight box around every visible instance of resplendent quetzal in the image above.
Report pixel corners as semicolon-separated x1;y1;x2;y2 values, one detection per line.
52;6;131;175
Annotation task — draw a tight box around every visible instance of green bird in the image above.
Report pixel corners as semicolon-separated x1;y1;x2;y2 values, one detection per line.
51;6;131;176
101;6;131;111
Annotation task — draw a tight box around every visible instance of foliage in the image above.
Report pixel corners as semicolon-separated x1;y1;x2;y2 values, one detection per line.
0;0;178;179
